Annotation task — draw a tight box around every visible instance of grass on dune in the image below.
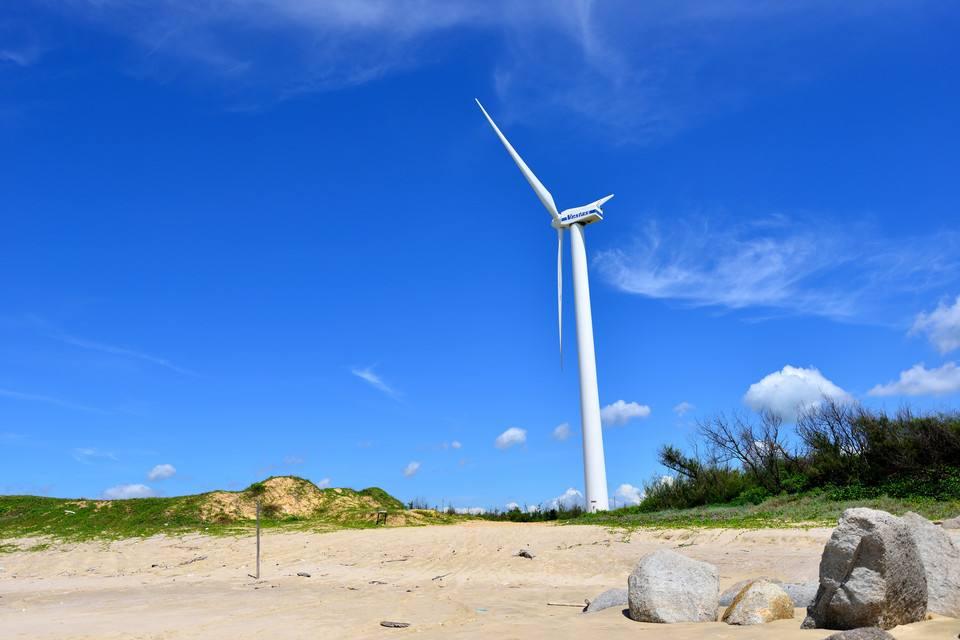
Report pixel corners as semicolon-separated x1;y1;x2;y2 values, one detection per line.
0;476;456;545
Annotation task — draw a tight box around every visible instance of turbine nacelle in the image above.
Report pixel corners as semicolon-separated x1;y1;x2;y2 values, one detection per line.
554;194;614;229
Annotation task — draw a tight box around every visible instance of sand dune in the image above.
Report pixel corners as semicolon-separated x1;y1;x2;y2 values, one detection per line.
1;522;957;639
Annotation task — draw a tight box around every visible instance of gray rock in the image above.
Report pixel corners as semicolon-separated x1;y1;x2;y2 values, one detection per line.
823;628;896;640
903;511;960;617
627;549;719;623
296;571;311;578
803;508;927;630
719;577;779;606
517;549;535;559
941;516;960;530
379;621;410;628
722;579;794;625
584;588;628;613
719;578;816;608
781;582;818;608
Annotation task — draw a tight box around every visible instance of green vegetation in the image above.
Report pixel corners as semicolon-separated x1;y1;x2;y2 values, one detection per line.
578;402;960;529
0;476;451;543
578;491;960;530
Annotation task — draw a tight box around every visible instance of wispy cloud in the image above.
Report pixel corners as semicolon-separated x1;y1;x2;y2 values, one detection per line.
73;447;118;464
869;362;960;397
552;423;572;441
44;1;919;139
402;461;421;478
351;366;400;398
596;216;960;323
0;388;107;413
0;48;42;67
673;401;695;417
57;334;196;376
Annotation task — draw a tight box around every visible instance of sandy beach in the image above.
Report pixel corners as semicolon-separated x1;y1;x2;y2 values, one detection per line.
1;522;958;639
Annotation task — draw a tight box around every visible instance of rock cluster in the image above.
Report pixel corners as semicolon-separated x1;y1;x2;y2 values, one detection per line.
587;508;958;632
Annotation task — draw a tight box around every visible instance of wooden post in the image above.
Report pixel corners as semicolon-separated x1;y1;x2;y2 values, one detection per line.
255;499;261;580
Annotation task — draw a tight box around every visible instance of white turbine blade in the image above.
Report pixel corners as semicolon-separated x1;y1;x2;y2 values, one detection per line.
557;226;563;368
475;99;560;221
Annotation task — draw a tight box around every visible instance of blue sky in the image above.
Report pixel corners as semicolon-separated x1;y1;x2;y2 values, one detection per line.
2;1;960;510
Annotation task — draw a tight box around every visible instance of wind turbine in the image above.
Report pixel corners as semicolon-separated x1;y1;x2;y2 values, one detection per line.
476;99;612;512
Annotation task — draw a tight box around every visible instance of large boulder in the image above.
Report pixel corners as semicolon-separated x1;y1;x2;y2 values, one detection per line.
627;550;719;623
823;628;896;640
902;512;960;617
721;579;794;625
802;508;927;630
584;588;628;613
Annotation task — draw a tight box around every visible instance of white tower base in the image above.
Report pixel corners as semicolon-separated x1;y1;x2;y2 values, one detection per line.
569;222;609;512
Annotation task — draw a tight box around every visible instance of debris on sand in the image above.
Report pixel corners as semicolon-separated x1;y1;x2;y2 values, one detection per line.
516;549;535;559
296;572;311;578
380;620;410;628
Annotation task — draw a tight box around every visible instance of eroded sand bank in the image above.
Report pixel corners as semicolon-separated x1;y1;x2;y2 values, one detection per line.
1;522;957;639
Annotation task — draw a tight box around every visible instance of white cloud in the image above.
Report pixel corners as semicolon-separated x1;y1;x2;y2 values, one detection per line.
103;483;155;499
614;483;644;506
673;401;695;416
450;440;462;449
542;488;584;511
868;362;960;397
505;501;520;511
596;218;960;321
454;506;485;515
600;400;651;426
316;477;332;489
402;461;421;477
351;366;400;398
911;296;960;354
744;365;851;422
495;427;527;449
552;423;572;441
147;464;176;481
72;447;118;464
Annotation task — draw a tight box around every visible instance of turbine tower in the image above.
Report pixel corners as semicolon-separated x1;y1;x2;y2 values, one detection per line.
476;99;611;512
